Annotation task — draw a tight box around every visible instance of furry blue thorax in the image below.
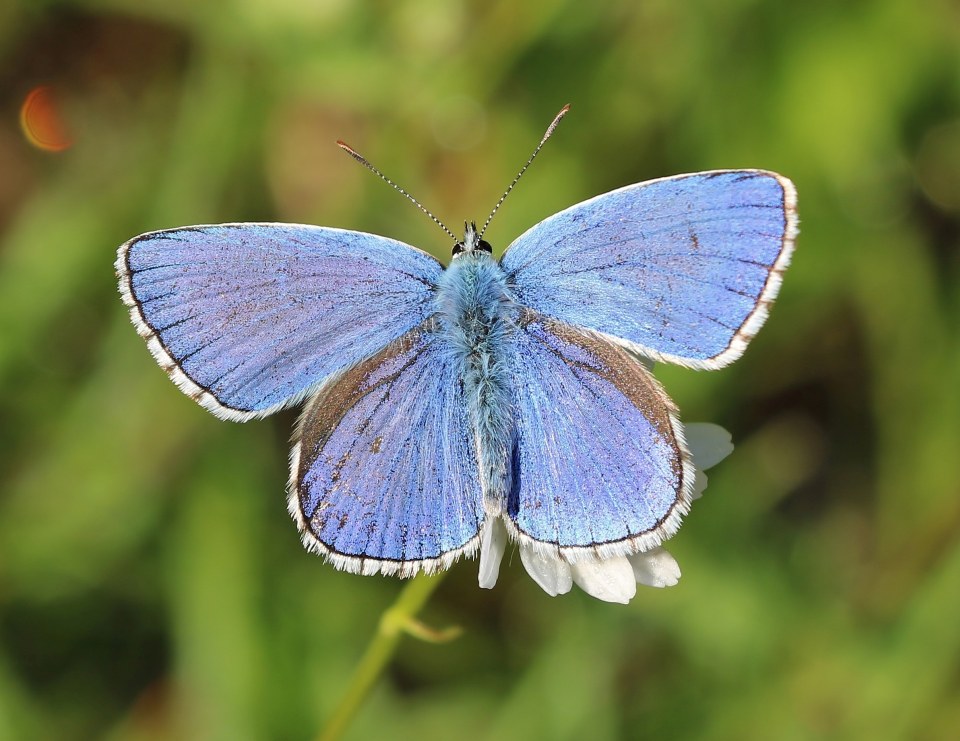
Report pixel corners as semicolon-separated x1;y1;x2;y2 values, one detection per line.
435;252;517;513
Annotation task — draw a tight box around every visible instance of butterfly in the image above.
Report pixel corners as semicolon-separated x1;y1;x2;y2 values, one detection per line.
116;106;797;587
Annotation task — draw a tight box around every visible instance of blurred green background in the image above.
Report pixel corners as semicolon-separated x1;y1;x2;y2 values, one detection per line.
1;1;959;739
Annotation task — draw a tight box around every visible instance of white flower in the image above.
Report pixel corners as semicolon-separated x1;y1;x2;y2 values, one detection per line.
685;422;733;501
477;515;507;589
478;422;733;603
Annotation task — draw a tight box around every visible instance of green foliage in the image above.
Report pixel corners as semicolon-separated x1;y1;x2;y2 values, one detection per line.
1;1;958;739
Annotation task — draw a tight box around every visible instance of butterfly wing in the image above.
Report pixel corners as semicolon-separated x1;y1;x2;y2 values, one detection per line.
505;312;694;560
290;320;485;576
117;224;443;421
500;170;797;369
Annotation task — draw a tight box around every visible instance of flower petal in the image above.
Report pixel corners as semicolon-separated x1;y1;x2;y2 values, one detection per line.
519;545;573;596
629;547;681;588
685;423;733;471
478;516;507;589
570;557;637;603
691;469;708;500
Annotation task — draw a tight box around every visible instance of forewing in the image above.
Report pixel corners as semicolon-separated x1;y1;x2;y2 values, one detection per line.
506;312;694;561
117;223;442;421
290;321;484;576
501;170;797;368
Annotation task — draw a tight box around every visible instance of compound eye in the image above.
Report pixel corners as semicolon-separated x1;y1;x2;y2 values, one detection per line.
452;243;464;256
477;239;493;253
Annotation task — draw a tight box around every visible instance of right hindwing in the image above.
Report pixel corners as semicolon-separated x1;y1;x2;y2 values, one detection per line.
503;311;694;562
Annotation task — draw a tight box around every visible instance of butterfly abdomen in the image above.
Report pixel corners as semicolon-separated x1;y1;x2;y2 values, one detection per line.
436;253;516;513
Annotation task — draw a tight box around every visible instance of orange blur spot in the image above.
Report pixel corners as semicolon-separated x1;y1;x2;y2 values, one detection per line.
20;86;73;152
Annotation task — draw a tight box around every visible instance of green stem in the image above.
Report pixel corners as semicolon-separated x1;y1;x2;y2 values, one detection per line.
317;573;448;741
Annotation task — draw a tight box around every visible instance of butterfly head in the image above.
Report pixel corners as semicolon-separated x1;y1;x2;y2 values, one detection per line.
452;221;493;258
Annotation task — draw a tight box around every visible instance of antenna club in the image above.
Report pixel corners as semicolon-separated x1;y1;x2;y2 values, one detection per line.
542;104;571;142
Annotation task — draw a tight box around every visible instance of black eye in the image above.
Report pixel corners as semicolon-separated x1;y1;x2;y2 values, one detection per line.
452;243;464;256
477;239;493;253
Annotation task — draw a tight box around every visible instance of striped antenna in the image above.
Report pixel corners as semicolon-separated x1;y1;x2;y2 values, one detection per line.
478;104;570;240
336;139;458;243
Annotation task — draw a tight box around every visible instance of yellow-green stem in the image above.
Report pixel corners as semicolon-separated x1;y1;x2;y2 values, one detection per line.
317;573;448;741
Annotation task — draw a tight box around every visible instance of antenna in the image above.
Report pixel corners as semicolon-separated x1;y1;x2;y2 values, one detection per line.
478;104;570;239
336;139;458;243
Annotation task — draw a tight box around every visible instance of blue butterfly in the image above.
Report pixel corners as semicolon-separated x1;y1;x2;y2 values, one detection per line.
116;106;796;590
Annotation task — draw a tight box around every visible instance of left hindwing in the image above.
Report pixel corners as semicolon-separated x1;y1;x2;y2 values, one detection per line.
505;312;694;561
500;170;797;369
290;320;486;577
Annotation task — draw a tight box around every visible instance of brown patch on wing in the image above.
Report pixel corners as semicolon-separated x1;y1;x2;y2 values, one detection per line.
296;324;426;484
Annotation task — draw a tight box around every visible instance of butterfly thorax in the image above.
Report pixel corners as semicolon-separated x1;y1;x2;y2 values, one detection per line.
436;251;514;343
436;251;516;513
